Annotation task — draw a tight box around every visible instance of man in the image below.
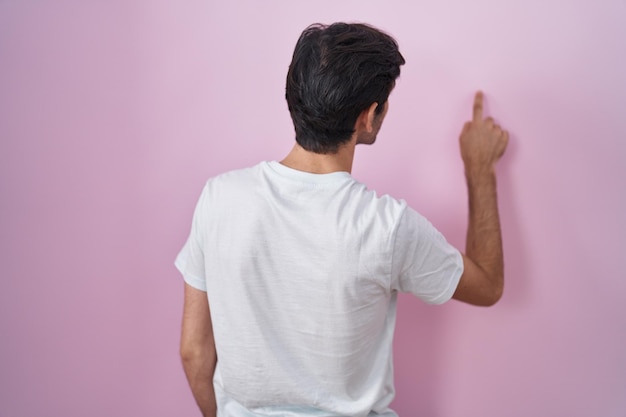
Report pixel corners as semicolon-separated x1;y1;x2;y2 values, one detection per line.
176;22;508;417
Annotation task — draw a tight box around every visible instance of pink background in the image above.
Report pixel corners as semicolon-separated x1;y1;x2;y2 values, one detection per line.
1;1;625;416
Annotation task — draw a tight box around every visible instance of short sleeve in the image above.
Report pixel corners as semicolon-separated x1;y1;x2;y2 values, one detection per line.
391;207;463;304
174;186;208;292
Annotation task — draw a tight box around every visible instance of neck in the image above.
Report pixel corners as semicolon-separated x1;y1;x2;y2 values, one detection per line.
280;141;356;174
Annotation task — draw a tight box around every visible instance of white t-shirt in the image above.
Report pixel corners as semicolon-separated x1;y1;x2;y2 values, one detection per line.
175;161;463;417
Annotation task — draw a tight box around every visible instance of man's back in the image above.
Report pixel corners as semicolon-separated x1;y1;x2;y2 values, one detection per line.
177;22;507;417
176;161;462;416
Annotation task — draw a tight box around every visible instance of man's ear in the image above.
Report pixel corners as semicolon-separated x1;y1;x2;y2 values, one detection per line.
359;102;379;133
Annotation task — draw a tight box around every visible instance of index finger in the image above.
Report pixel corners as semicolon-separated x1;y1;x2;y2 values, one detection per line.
473;91;483;123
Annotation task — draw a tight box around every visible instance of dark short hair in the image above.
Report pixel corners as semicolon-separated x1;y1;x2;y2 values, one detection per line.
285;22;405;154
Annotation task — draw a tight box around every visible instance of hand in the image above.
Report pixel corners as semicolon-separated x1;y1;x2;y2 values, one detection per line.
460;91;509;177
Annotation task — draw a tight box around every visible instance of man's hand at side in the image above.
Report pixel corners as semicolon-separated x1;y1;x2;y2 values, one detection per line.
180;283;217;416
453;91;509;306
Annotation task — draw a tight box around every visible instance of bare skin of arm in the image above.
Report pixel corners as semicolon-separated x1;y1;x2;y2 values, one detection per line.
453;91;509;306
180;283;217;417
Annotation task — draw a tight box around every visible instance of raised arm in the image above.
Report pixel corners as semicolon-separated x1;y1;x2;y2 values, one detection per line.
453;91;509;306
180;283;217;417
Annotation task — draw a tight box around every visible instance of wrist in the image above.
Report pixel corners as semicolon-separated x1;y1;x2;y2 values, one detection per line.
465;169;498;196
465;164;496;181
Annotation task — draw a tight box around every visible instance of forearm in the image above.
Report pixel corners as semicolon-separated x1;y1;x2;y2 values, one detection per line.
453;91;508;306
465;167;504;295
181;348;217;417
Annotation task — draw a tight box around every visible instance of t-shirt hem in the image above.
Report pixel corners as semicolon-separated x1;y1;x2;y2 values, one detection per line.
174;256;207;291
426;251;464;305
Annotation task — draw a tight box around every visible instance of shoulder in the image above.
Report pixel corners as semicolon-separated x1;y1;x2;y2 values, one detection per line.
346;183;408;232
352;183;407;215
206;162;266;187
190;163;269;214
200;162;268;195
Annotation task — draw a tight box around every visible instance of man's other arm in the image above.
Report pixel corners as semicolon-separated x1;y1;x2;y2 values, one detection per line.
453;91;509;306
180;283;217;416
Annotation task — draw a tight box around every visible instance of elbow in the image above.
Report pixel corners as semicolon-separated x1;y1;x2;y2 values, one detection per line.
472;273;504;307
484;276;504;306
180;344;193;364
180;341;202;364
180;340;217;367
452;263;504;306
